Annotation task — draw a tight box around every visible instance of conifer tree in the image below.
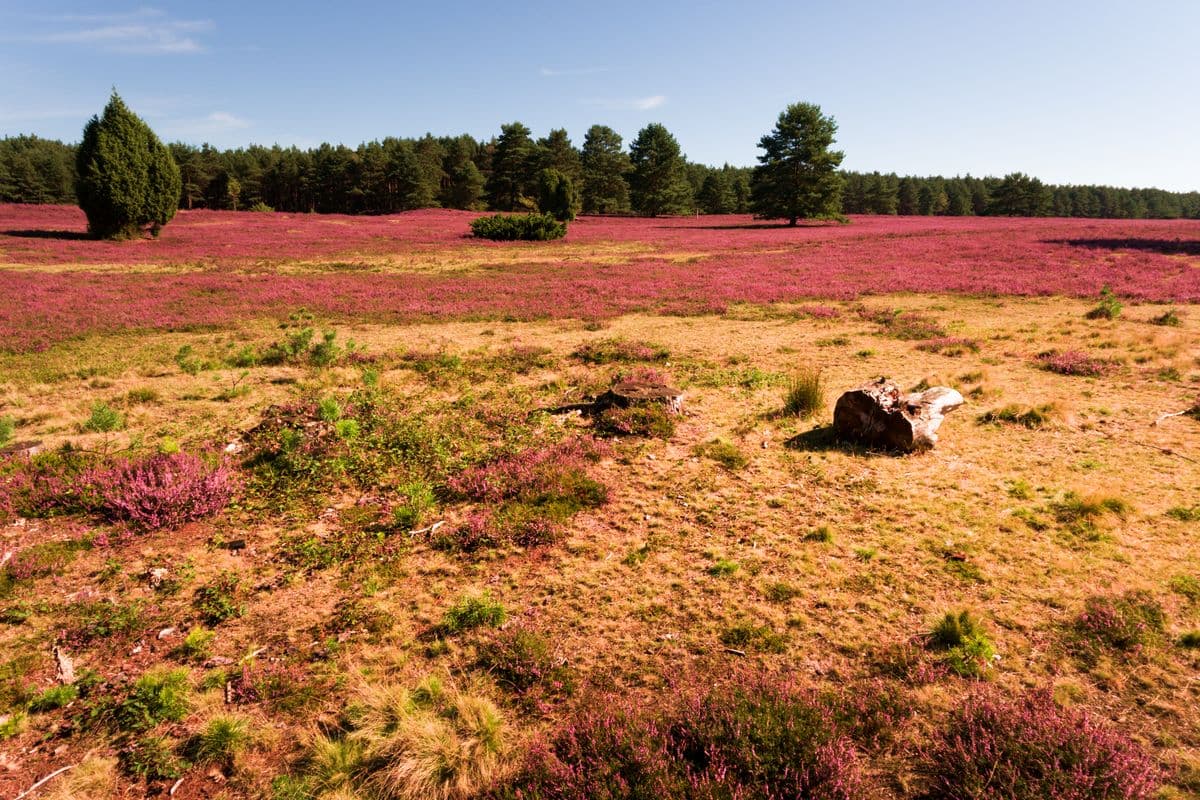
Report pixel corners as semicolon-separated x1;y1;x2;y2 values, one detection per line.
628;123;692;217
749;102;843;225
580;124;630;214
75;91;181;239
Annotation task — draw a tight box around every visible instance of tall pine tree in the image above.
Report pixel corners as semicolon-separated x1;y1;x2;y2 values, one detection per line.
749;102;843;225
628;123;692;217
580;124;630;214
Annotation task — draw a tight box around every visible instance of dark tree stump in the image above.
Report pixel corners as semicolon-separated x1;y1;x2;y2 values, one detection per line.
594;380;684;415
833;378;963;451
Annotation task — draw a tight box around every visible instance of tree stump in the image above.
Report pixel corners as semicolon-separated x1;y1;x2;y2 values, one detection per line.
594;379;684;415
833;378;963;451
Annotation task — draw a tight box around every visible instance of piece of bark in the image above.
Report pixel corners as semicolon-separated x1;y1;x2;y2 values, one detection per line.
833;378;964;451
53;646;75;685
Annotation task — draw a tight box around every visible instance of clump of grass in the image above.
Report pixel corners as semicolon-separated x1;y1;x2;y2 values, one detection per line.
720;620;788;653
707;558;739;577
763;580;801;603
1085;285;1123;320
804;526;833;543
0;415;16;448
391;480;436;530
176;627;215;661
1050;491;1128;537
571;338;669;364
923;688;1160;800
977;403;1058;429
783;367;823;418
82;401;123;432
1168;574;1200;603
693;439;748;470
1179;631;1200;649
1166;505;1200;522
120;734;185;780
300;677;509;800
927;611;996;678
126;387;159;404
186;715;251;768
1151;308;1182;327
1069;590;1165;663
440;592;506;635
917;337;981;356
866;308;948;340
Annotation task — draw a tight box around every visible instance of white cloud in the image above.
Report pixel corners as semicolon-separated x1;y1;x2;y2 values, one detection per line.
580;95;668;111
20;8;213;54
204;111;249;129
158;111;251;141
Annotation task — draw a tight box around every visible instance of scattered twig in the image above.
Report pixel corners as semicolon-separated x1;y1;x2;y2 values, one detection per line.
14;765;74;800
1153;408;1196;426
1096;429;1199;464
409;520;445;536
170;777;185;796
722;647;746;657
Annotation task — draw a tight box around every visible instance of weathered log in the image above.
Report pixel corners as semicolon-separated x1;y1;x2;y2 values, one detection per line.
833;378;963;451
594;380;684;415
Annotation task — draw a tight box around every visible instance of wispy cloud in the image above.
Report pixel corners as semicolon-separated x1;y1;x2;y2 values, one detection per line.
18;8;213;54
581;95;667;111
540;66;609;77
159;111;251;141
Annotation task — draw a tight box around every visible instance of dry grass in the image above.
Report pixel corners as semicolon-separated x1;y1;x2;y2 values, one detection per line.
2;293;1199;797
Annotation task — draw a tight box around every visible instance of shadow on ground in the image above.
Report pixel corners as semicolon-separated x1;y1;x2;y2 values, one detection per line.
1045;238;1200;256
3;229;92;241
783;425;897;457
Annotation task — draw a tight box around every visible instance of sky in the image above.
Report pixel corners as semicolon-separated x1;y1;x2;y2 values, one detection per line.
1;0;1198;191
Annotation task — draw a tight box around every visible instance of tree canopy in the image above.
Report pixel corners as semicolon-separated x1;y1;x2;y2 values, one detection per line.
750;102;844;225
628;123;693;217
75;91;181;238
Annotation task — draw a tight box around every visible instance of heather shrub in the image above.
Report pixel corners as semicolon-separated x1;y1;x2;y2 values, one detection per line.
926;611;996;678
595;403;676;438
784;367;824;417
93;451;237;531
471;212;567;241
1069;590;1165;663
1035;349;1117;377
504;672;872;799
1085;285;1123;320
571;338;670;364
916;337;980;356
921;688;1160;800
475;623;573;694
865;309;947;340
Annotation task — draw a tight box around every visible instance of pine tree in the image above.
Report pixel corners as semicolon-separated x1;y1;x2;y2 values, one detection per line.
697;172;736;214
485;122;536;211
628;123;692;217
75;91;181;239
580;124;630;214
749;102;843;225
537;169;579;221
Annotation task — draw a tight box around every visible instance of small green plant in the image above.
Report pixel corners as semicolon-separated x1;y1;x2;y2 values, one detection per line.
804;526;833;543
0;415;16;447
440;592;506;635
117;668;191;731
0;711;26;739
317;396;342;422
470;212;566;241
1085;286;1122;320
334;418;360;440
174;344;209;375
622;542;651;567
720;620;788;653
1050;492;1128;536
783;368;823;417
126;387;159;404
392;480;436;530
1180;631;1200;649
694;439;748;470
853;546;877;561
194;572;243;625
707;558;739;577
1169;574;1200;603
1069;590;1165;663
120;734;185;780
977;403;1057;429
1166;505;1200;522
82;401;123;432
1151;308;1182;327
927;611;996;678
763;581;801;603
177;627;215;661
28;683;78;713
188;715;251;766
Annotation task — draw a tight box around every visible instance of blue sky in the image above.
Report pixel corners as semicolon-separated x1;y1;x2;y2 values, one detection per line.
2;1;1197;191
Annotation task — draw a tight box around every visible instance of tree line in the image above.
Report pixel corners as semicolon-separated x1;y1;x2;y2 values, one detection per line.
3;127;1198;219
